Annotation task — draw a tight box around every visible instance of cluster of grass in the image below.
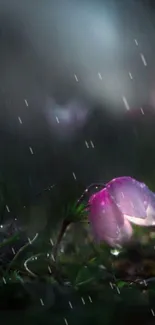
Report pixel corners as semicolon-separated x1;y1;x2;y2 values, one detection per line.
0;203;155;325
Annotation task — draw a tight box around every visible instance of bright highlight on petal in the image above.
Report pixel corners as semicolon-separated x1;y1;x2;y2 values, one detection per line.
88;176;155;247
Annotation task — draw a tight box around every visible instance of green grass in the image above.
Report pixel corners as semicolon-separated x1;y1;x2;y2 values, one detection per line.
0;222;155;325
0;199;155;324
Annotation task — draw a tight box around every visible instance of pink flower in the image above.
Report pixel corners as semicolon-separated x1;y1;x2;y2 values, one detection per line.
107;177;155;227
88;177;155;247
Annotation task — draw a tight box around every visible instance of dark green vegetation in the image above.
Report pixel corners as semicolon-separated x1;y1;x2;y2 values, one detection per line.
0;181;155;325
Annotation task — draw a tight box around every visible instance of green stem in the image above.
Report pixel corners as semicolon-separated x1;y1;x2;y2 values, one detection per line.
53;219;71;261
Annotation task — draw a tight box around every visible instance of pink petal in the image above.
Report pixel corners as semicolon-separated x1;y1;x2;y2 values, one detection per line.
118;218;133;243
88;188;132;246
106;176;155;226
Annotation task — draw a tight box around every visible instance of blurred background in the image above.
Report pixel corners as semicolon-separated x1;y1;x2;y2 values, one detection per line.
0;0;155;229
2;1;155;322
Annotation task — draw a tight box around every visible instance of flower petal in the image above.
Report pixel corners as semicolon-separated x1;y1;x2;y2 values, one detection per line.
88;188;131;246
106;177;147;217
106;176;155;226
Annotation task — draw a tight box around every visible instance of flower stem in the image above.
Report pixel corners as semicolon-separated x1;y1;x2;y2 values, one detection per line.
53;219;71;261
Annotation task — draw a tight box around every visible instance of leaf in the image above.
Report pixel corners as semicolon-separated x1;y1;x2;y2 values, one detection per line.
11;271;25;283
60;259;82;283
0;232;20;249
64;202;87;224
75;266;95;287
117;281;128;288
